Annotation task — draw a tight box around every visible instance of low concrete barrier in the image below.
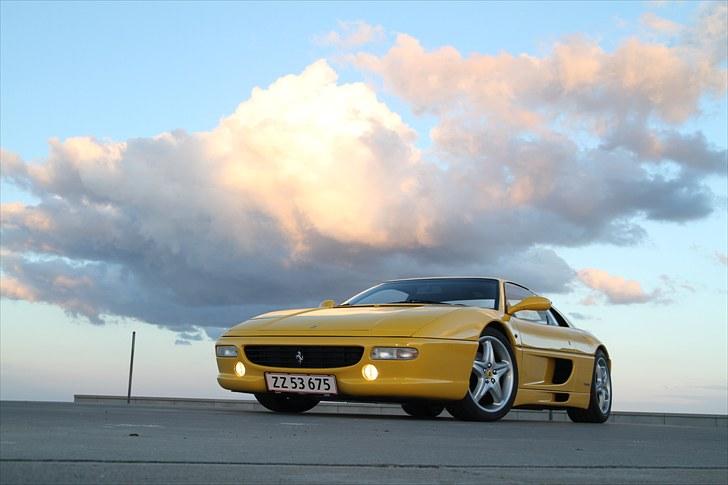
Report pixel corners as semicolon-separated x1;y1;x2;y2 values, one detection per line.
74;395;727;428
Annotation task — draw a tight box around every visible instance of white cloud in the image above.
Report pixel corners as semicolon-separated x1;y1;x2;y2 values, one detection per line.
314;20;385;49
0;61;575;330
577;268;654;305
716;251;728;266
641;12;683;35
1;5;725;333
683;2;728;65
0;275;37;301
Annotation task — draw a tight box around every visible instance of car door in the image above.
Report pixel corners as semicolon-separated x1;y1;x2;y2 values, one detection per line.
505;282;590;393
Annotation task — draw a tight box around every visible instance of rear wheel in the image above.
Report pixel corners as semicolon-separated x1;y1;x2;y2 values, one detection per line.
401;401;445;419
567;350;611;423
446;327;518;421
254;393;320;414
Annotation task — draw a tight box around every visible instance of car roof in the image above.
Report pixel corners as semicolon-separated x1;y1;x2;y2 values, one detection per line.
386;276;503;283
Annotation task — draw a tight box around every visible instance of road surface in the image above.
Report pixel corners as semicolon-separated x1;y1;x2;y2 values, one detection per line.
1;401;725;484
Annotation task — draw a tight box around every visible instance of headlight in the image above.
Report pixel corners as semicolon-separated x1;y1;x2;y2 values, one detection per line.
370;347;419;360
216;345;238;357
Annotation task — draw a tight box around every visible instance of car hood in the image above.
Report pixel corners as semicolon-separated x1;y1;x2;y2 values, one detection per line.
223;305;466;338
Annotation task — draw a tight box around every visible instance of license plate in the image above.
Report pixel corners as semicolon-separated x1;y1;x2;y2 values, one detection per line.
265;373;338;395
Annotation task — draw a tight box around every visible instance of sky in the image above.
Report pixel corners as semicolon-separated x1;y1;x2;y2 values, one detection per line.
0;1;726;413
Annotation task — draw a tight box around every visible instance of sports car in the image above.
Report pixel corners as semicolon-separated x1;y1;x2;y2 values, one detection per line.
215;277;611;422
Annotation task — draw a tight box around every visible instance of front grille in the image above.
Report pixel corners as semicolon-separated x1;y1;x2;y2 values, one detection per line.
244;345;364;369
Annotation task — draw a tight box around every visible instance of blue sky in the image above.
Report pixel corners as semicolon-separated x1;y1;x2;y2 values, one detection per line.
1;1;726;413
1;1;703;161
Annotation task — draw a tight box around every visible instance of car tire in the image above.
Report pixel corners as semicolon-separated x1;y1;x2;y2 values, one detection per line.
254;393;320;414
446;327;518;422
567;350;611;423
401;401;445;419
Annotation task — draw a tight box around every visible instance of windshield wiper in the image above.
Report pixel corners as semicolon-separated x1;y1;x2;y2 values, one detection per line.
390;299;453;305
339;300;465;307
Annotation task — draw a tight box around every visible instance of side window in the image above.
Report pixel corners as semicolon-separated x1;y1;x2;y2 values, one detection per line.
548;308;570;328
504;283;531;308
517;309;549;324
505;283;548;325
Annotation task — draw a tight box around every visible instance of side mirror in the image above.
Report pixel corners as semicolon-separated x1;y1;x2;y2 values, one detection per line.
319;299;336;309
507;295;551;315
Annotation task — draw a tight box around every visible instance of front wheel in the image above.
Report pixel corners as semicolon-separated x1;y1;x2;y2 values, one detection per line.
446;327;518;421
567;350;611;423
254;393;320;414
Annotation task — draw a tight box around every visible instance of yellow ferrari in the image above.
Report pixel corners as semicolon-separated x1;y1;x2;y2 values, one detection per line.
215;277;611;422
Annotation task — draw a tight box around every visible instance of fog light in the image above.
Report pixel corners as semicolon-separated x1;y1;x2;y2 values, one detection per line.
234;361;246;377
362;364;379;381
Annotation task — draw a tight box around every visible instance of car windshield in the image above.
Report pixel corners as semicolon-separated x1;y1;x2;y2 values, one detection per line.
341;278;499;310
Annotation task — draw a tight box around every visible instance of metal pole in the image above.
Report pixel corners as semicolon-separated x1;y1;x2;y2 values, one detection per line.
127;331;136;404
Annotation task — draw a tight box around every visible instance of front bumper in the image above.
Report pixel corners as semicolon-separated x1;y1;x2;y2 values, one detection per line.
216;336;477;401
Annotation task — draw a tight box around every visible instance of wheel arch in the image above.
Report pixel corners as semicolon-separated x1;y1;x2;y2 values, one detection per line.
482;320;518;348
596;345;611;368
447;319;520;422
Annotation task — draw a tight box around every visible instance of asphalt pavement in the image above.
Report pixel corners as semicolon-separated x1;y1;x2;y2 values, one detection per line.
1;401;726;484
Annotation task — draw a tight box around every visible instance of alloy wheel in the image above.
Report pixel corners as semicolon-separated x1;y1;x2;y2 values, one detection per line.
469;335;515;413
595;357;611;414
